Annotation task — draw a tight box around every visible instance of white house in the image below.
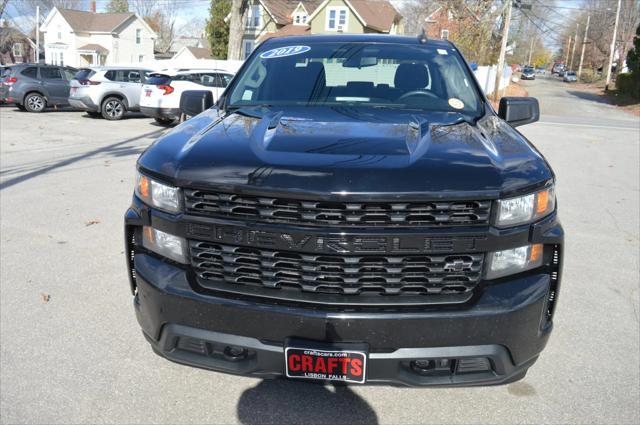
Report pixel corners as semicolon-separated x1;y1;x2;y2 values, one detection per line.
39;7;156;68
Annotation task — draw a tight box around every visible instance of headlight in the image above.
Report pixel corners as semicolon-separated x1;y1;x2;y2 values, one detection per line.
495;185;555;227
135;171;181;213
142;226;188;264
485;244;543;280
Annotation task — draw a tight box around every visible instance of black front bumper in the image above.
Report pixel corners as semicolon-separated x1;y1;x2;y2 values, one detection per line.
127;195;563;386
133;256;553;386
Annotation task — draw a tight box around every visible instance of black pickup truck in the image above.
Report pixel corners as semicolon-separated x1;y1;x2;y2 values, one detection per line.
125;35;563;386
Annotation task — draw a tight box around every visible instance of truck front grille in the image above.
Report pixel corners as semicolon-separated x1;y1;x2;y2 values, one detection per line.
190;240;484;298
184;189;491;227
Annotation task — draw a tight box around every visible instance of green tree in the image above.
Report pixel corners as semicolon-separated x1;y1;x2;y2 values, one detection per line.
626;24;640;76
106;0;129;13
205;0;230;59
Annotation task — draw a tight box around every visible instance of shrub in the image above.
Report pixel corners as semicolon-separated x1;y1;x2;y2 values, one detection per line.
616;73;640;99
579;69;598;83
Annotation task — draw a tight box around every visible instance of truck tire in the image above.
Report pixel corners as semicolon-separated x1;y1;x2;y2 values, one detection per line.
101;97;126;120
24;93;46;113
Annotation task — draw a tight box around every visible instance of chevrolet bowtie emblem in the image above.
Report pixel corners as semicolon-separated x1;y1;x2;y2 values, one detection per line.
444;259;473;272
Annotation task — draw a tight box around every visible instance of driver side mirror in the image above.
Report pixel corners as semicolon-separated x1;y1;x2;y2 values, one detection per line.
498;97;539;127
180;90;213;117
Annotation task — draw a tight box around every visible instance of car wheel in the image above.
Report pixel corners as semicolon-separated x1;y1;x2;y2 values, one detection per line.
154;117;177;126
101;97;126;120
24;93;46;113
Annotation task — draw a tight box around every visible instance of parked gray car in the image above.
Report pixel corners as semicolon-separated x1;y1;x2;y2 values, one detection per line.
4;63;77;112
69;66;152;120
563;71;578;83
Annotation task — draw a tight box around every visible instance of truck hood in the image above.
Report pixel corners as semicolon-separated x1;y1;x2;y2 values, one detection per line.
138;106;552;197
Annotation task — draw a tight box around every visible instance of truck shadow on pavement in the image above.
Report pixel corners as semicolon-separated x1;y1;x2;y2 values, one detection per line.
236;379;378;425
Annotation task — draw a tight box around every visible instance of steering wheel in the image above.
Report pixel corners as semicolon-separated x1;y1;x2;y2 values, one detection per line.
397;90;440;101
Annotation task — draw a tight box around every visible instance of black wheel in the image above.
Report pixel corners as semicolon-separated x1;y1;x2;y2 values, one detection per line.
86;111;100;117
101;97;125;120
154;117;177;126
24;93;46;112
16;104;26;111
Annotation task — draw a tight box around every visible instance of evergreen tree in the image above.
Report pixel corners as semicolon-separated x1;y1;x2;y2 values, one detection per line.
626;24;640;76
205;0;230;59
106;0;129;13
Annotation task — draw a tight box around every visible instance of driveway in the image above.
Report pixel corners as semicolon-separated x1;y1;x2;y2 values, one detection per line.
0;76;639;424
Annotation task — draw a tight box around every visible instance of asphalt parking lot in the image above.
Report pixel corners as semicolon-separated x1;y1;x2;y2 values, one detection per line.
1;76;639;424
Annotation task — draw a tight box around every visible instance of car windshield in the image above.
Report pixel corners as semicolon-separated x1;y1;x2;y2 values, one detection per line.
567;72;576;76
227;42;483;116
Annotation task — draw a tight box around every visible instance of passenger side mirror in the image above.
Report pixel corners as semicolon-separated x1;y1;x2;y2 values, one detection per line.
180;90;214;117
498;97;540;127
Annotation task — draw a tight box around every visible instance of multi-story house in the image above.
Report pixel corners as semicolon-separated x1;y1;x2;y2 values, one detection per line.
242;0;402;58
39;6;156;68
0;25;38;65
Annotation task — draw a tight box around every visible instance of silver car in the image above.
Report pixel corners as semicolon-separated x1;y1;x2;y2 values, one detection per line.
563;71;578;83
69;66;153;120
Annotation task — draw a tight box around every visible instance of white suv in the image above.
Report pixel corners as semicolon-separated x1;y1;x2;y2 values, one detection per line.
69;66;153;120
139;69;234;124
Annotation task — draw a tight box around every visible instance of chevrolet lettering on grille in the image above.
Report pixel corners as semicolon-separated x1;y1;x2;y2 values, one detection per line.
185;223;487;254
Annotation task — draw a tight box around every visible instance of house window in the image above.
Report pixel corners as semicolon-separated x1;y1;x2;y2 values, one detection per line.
441;29;449;40
244;40;254;60
293;12;307;25
59;52;64;66
12;43;23;58
138;54;144;62
136;29;141;44
246;5;261;28
326;7;348;31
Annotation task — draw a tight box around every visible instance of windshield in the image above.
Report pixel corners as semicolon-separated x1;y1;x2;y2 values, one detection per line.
227;42;482;116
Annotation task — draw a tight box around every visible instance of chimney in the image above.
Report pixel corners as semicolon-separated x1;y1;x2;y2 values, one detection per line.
90;0;96;13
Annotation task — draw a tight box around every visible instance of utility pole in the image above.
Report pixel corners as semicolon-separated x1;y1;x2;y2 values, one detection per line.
565;36;572;65
36;6;40;63
528;36;535;66
578;14;590;79
605;0;622;90
493;0;513;102
569;23;579;70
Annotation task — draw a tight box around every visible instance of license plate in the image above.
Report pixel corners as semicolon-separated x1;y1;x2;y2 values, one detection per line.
145;90;151;97
285;347;367;384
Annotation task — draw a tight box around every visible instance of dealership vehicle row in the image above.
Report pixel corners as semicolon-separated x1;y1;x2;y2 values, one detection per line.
0;63;234;123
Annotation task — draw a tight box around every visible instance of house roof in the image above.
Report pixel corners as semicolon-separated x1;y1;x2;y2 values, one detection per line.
77;43;109;53
258;24;311;42
262;0;323;25
57;9;135;32
184;46;214;59
347;0;400;32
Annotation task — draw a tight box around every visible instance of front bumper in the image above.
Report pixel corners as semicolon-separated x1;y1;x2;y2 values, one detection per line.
126;201;563;386
140;106;180;120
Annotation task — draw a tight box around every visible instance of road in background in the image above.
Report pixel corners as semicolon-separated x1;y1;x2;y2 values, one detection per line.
1;76;639;424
